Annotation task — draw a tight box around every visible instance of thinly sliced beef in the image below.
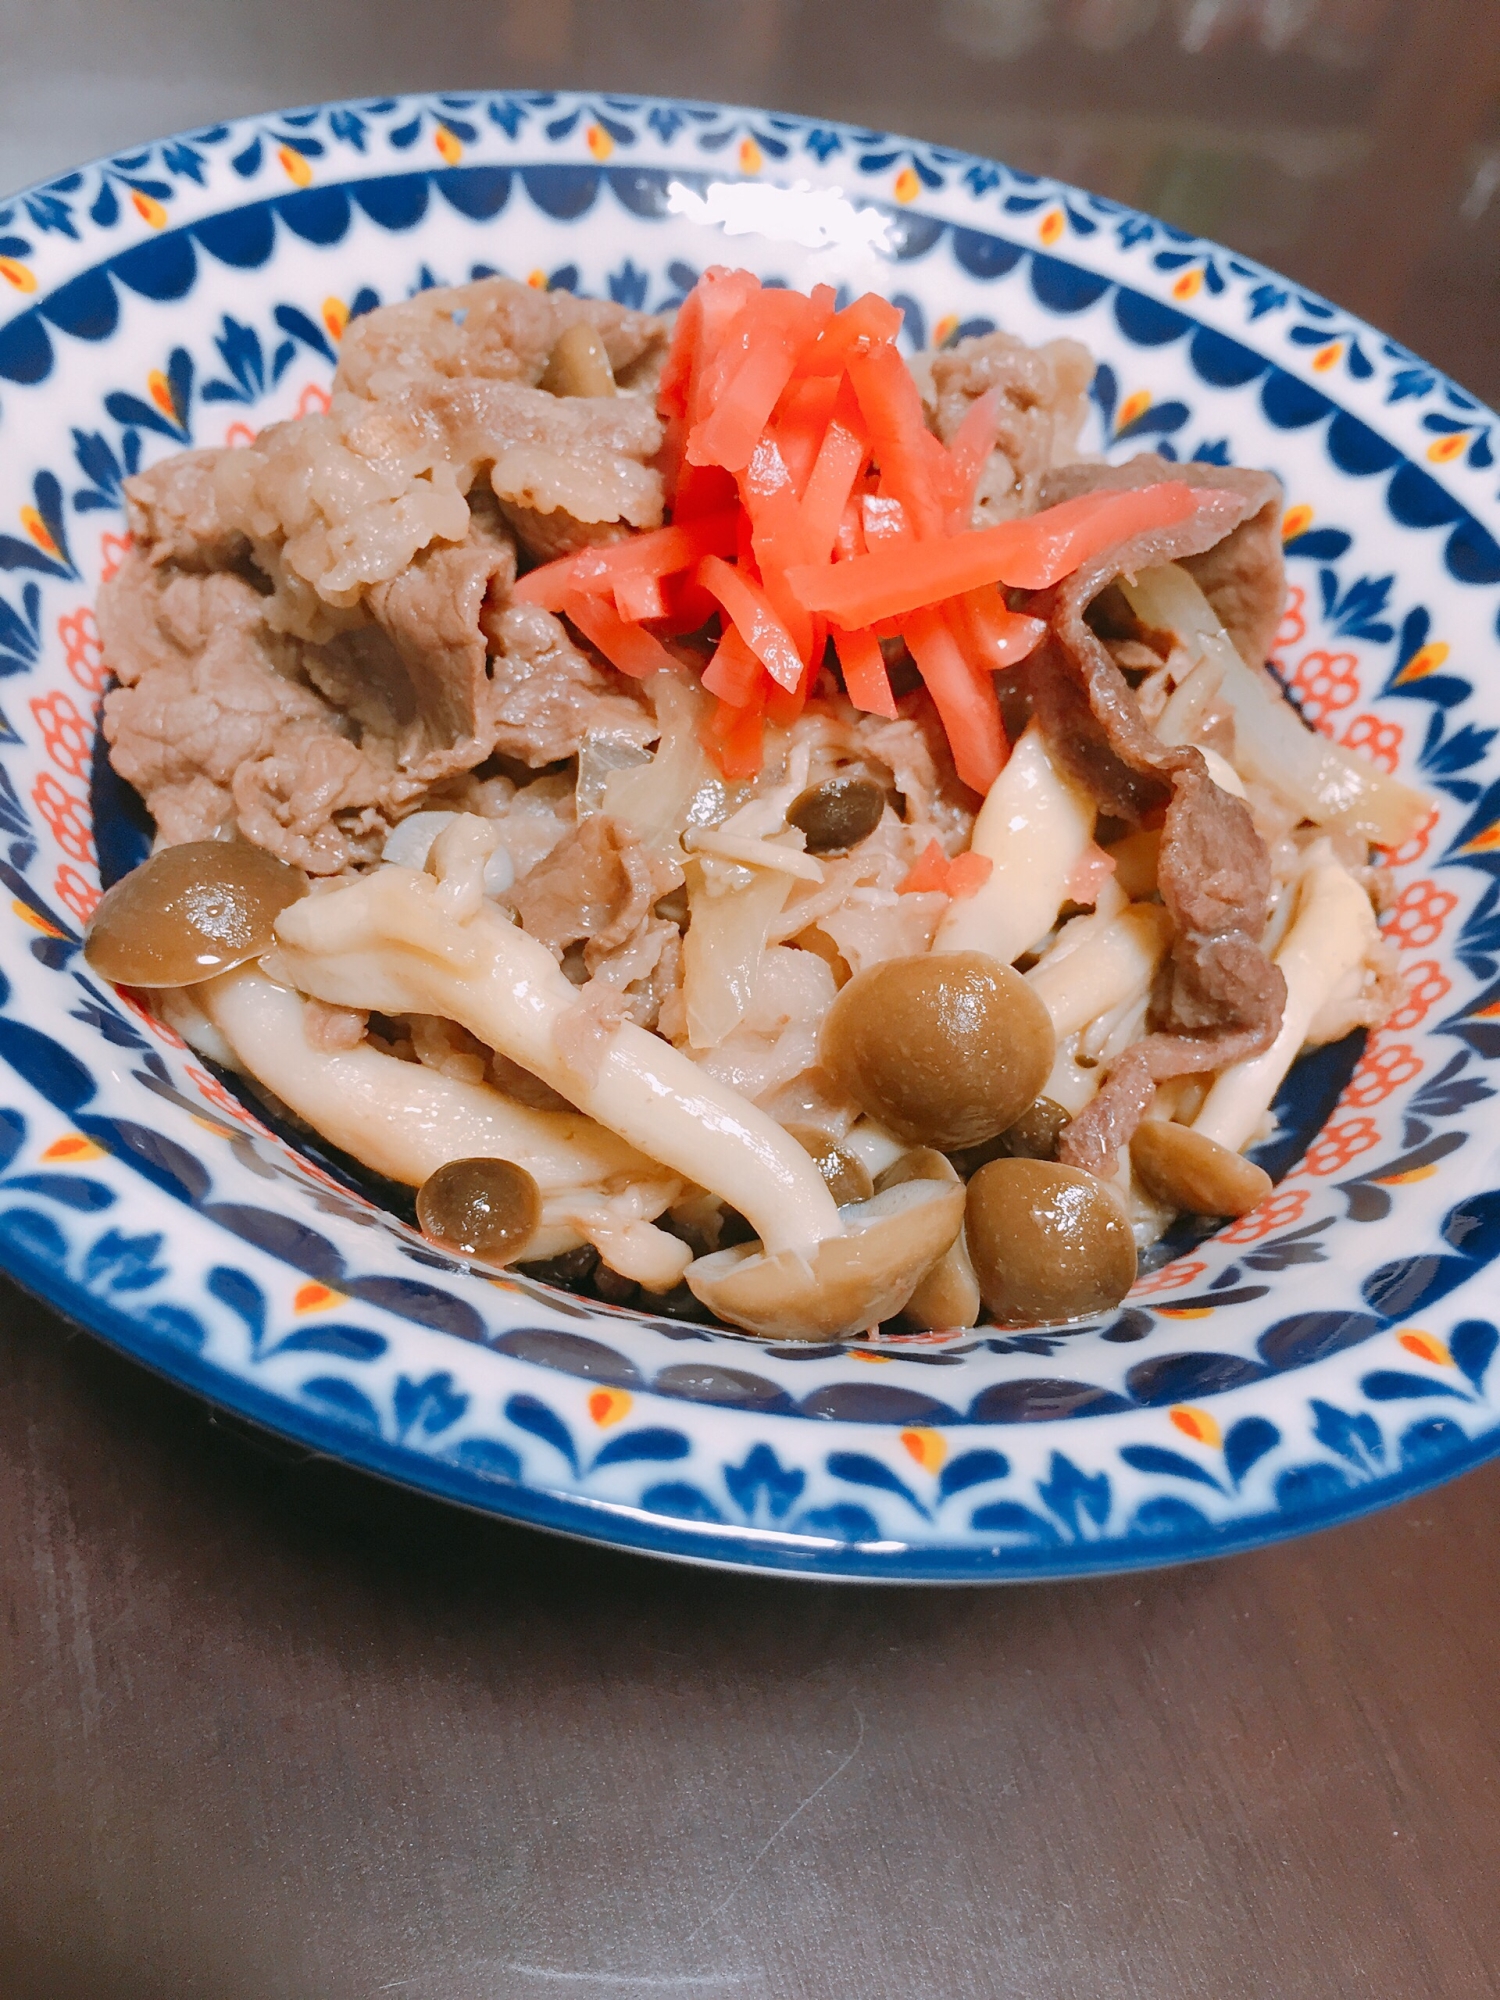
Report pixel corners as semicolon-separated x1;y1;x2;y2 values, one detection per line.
922;330;1094;524
99;560;402;869
1022;457;1289;1174
124;449;249;572
1038;453;1286;668
481;602;652;768
334;277;668;401
98;492;635;869
197;376;665;626
512;813;683;959
359;493;515;776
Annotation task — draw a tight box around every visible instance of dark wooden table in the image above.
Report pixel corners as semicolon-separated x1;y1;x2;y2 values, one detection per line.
6;4;1500;1994
4;1276;1500;2000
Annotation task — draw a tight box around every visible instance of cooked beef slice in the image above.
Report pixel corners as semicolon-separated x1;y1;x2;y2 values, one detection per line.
922;329;1094;524
179;375;666;630
123;448;250;573
511;813;683;958
1039;452;1286;668
479;602;651;768
99;559;401;871
100;477;656;872
333;276;668;400
1021;461;1289;1172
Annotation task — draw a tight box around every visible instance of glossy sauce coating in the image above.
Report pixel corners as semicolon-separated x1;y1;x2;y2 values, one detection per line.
83;842;307;987
966;1158;1136;1325
416;1157;542;1263
820;951;1056;1151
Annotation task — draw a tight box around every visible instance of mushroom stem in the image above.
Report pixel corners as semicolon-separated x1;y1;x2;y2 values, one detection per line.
198;966;683;1265
1191;849;1380;1154
876;1151;981;1331
935;721;1096;965
272;863;844;1259
685;1178;966;1340
1025;903;1174;1040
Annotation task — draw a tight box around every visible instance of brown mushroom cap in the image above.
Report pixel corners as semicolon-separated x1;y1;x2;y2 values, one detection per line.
416;1157;542;1263
819;952;1056;1151
967;1158;1137;1326
1130;1120;1272;1218
84;841;307;988
787;777;887;856
684;1178;965;1340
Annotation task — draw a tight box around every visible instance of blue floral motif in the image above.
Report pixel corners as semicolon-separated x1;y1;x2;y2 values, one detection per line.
725;1442;804;1523
0;583;41;678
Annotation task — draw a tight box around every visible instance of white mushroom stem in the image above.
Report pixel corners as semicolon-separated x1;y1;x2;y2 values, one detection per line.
683;827;824;881
1025;903;1174;1040
272;863;843;1259
1192;850;1381;1154
197;967;686;1269
935;720;1096;965
685;1178;966;1340
551;1190;693;1291
1040;1032;1103;1116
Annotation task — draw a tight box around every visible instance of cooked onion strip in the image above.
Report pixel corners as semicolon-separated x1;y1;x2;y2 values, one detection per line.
935;720;1096;965
1120;564;1430;849
1191;848;1380;1155
271;859;843;1258
683;863;793;1048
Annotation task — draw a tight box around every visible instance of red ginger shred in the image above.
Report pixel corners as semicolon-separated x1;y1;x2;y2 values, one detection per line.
512;268;1231;792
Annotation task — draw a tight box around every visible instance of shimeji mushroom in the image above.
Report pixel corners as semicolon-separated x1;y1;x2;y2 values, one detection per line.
935;720;1097;966
1120;565;1430;850
1024;902;1174;1041
266;817;966;1333
269;838;840;1257
875;1149;981;1332
684;1176;966;1341
198;965;689;1286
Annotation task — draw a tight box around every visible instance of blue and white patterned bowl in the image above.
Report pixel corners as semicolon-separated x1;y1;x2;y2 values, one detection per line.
4;91;1500;1581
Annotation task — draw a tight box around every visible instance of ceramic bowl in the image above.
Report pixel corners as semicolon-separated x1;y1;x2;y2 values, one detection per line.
3;90;1499;1580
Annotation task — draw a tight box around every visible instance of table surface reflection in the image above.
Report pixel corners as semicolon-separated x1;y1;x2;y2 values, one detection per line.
3;3;1500;1994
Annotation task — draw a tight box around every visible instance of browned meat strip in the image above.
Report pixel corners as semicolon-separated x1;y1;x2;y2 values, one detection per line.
361;493;516;776
118;359;666;639
1022;458;1289;1173
1038;452;1286;668
496;502;635;564
924;330;1094;523
99;559;403;870
480;602;651;768
512;814;683;958
97;494;630;868
334;276;669;400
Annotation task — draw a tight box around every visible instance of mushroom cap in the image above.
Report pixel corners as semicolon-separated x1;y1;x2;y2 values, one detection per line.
85;841;306;987
684;1178;966;1340
1130;1119;1272;1217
